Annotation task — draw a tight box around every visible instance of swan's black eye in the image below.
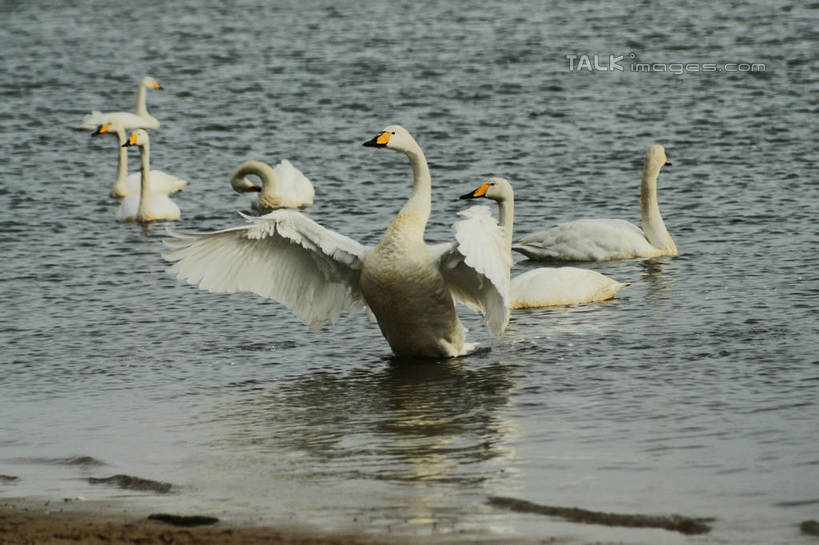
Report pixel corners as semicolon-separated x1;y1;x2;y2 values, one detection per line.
391;132;395;135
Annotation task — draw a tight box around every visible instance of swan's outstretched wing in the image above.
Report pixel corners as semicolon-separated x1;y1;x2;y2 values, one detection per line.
163;210;370;329
435;205;511;337
513;218;652;261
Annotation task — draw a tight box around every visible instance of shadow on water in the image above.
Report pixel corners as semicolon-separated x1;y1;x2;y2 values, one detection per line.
202;358;518;487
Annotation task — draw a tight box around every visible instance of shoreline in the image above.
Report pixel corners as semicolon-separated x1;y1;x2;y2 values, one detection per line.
0;498;396;545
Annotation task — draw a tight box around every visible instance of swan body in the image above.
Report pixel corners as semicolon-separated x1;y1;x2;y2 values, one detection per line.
230;159;314;210
76;76;162;131
164;126;509;358
509;267;629;308
91;121;189;198
461;177;629;308
117;130;180;223
512;145;676;261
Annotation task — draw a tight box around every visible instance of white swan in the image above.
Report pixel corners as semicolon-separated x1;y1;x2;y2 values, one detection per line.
460;178;630;308
91;120;189;198
164;125;510;358
512;145;676;261
117;130;180;223
230;159;314;210
76;76;162;131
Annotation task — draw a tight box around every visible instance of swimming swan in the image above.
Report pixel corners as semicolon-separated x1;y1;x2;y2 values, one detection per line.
91;120;189;198
230;159;314;210
512;145;676;261
461;178;629;308
76;76;162;131
117;130;180;223
163;125;510;358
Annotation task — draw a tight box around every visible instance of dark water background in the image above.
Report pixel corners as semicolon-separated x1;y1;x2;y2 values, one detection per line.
1;1;817;543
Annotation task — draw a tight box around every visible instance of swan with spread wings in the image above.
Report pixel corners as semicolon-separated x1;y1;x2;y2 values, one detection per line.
164;126;510;358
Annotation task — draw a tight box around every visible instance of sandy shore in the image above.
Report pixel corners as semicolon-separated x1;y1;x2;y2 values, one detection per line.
0;499;394;545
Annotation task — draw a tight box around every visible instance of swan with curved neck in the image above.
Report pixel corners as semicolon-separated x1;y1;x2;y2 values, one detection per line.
230;159;314;210
76;76;162;131
164;125;510;359
461;177;630;307
512;145;676;261
118;130;180;223
91;120;189;198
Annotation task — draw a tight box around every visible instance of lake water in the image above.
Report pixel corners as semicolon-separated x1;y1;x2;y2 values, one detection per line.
1;1;817;543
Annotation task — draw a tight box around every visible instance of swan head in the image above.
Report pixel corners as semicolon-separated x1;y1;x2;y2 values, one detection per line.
646;144;672;171
459;177;513;203
122;129;149;148
90;119;125;137
230;160;272;194
363;125;417;153
140;76;162;90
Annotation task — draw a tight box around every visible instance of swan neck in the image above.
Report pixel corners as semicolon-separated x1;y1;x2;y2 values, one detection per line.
497;196;514;250
401;146;431;226
138;142;153;216
136;84;149;117
113;127;129;190
378;144;431;248
640;161;673;249
253;163;279;198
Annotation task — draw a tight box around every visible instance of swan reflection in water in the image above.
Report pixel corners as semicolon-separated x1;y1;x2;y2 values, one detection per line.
198;357;521;528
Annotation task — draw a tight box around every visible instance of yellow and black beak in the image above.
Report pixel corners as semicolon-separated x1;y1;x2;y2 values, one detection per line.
664;159;672;166
459;183;489;200
91;123;110;137
122;133;138;148
458;184;489;199
363;131;391;148
153;81;163;90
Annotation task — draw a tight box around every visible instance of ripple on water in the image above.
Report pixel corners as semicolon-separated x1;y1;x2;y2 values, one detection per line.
0;2;817;543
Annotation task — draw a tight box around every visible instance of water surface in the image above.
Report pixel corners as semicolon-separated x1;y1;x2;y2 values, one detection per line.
1;1;817;543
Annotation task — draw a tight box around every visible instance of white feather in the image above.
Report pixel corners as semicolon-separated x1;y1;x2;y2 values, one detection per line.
76;76;162;131
437;205;511;336
164;126;512;358
459;177;630;308
514;218;655;261
164;210;368;330
510;267;630;309
230;160;314;210
513;145;676;261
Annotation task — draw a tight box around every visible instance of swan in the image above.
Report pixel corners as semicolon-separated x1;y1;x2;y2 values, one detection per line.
512;145;676;261
117;130;180;223
163;125;510;358
76;76;162;131
230;159;314;210
91;120;189;198
460;178;630;308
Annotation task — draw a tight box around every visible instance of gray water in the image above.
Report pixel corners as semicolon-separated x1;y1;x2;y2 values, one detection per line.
1;1;817;543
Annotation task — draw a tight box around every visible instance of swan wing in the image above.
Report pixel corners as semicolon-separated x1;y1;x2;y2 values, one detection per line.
436;205;511;337
272;159;315;207
163;210;369;330
510;266;630;309
513;218;652;261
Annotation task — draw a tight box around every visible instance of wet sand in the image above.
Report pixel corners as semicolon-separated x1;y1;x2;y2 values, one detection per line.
0;500;393;545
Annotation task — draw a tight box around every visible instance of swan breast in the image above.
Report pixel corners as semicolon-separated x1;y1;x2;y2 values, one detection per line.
360;244;463;358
